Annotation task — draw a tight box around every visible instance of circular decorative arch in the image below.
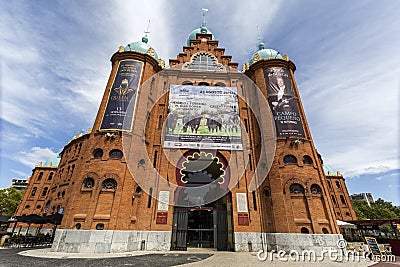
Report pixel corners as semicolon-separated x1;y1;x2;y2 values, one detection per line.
283;177;305;194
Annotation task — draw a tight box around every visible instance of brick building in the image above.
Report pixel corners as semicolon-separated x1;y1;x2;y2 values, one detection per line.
14;23;356;253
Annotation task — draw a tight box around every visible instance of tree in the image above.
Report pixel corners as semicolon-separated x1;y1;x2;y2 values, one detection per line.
0;188;23;216
352;198;400;220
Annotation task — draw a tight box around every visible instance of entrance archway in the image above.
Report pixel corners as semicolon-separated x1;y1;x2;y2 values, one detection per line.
171;151;233;251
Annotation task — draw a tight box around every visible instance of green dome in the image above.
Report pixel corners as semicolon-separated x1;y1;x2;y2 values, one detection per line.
249;45;283;65
44;154;61;167
124;37;159;60
323;164;338;176
187;26;215;46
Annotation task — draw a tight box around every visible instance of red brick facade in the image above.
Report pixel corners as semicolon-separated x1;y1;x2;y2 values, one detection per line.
15;31;356;242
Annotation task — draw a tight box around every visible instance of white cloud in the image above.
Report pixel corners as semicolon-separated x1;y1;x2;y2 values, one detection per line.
15;147;57;168
10;169;29;177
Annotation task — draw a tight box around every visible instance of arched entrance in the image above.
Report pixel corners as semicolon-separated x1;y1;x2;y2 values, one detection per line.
171;151;233;251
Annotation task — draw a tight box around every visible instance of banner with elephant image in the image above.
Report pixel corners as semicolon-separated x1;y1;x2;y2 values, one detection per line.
163;85;243;150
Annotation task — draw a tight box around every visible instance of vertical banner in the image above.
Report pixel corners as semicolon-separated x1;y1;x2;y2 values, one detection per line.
100;60;143;131
264;67;305;137
163;85;243;150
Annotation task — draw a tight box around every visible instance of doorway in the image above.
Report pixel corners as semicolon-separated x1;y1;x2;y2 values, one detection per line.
187;208;214;248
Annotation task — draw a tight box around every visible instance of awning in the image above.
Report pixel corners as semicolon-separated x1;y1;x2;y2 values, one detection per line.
337;220;357;229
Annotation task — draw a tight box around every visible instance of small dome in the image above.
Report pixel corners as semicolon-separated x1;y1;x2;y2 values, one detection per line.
124;37;159;60
249;46;283;64
187;27;215;46
44;154;61;167
322;164;340;176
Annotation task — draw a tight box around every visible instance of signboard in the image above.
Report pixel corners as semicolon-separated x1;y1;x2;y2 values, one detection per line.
236;193;248;213
156;212;168;224
164;85;243;150
365;237;382;259
157;191;170;211
100;60;143;131
238;213;249;226
264;67;305;137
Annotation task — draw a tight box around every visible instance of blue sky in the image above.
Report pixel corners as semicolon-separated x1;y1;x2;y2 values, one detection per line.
0;0;399;205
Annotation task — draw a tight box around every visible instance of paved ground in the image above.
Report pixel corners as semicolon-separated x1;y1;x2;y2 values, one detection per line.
0;247;398;267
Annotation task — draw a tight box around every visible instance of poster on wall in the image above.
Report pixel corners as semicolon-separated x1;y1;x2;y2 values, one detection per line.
264;67;305;137
163;85;243;150
100;59;143;131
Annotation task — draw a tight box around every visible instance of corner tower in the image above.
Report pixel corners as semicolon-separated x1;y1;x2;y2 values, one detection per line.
243;42;340;236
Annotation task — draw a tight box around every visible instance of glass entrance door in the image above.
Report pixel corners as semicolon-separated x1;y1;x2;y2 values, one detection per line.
187;209;214;248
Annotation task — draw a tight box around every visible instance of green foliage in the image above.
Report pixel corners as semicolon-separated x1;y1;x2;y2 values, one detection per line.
0;188;23;216
352;198;400;220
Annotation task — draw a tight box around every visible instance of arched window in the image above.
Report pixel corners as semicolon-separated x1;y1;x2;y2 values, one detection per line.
283;155;297;164
31;187;37;196
37;172;43;181
301;227;310;234
57;191;61;198
25;205;30;209
96;223;104;230
83;178;95;189
48;172;54;181
335;181;341;189
198;82;209;86
36;205;41;209
340;195;347;205
215;82;226;87
310;184;322;194
183;52;226;71
102;178;117;190
345;212;351;217
75;223;81;230
289;183;304;194
302;155;313;165
109;149;123;159
327;180;333;190
41;187;49;197
93;148;103;158
44;201;50;214
182;81;193;85
331;195;337;206
71;164;75;175
62;191;65;198
135;186;142;194
322;228;329;234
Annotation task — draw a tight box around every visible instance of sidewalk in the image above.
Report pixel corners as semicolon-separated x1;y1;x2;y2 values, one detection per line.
19;248;384;267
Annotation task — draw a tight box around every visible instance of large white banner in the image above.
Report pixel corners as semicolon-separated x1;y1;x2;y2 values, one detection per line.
164;85;243;150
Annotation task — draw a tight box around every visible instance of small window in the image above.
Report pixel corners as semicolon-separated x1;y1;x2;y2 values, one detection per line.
182;81;193;85
44;201;50;213
289;183;304;194
158;115;163;130
57;192;61;198
75;223;81;230
345;212;351;217
102;178;117;190
310;184;322;194
93;148;103;158
301;227;309;234
31;187;37;196
37;172;43;181
283;155;297;164
48;172;54;181
322;228;329;234
340;195;347;205
109;149;123;159
83;178;95;189
41;187;48;197
331;195;337;205
62;191;66;198
302;155;313;165
25;205;30;209
335;181;341;189
36;205;41;209
135;186;142;194
215;82;226;87
96;223;104;230
327;181;333;190
198;82;209;86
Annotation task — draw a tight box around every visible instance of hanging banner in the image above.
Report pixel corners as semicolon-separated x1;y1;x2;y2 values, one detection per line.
163;85;243;150
264;67;305;137
100;60;143;131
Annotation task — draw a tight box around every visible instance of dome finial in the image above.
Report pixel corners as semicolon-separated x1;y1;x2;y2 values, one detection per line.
200;8;208;33
142;19;151;43
257;25;264;50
